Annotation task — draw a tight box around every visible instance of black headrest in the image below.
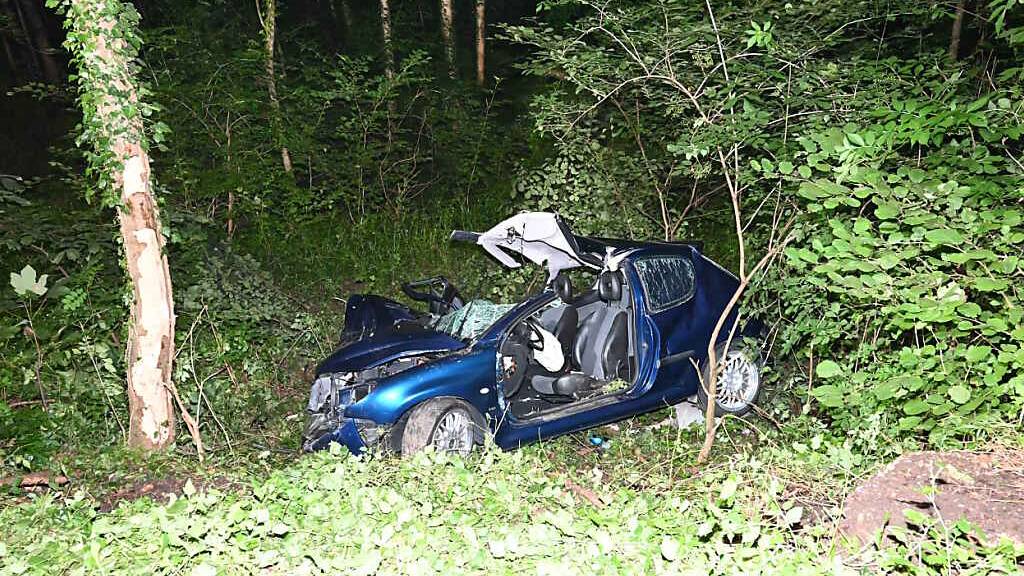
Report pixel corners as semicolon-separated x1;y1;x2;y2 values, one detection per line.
598;270;622;302
552;273;573;302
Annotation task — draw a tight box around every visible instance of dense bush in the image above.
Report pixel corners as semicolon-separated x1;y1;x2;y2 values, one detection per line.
507;0;1024;449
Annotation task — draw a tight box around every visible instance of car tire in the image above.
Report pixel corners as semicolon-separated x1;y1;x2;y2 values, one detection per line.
696;340;763;418
400;398;485;457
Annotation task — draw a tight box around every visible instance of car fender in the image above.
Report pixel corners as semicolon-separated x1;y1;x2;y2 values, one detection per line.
344;348;498;425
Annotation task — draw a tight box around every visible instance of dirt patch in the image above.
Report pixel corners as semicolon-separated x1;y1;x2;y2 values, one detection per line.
841;449;1024;545
99;476;239;512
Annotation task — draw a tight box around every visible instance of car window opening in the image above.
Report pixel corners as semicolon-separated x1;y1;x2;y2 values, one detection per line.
500;269;637;421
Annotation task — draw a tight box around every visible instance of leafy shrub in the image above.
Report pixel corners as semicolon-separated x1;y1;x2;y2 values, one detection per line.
766;96;1024;448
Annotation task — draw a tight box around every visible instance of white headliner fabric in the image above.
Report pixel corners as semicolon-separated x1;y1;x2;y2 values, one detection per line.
474;212;596;280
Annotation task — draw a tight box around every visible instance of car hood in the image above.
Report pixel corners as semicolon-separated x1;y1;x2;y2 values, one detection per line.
317;326;466;374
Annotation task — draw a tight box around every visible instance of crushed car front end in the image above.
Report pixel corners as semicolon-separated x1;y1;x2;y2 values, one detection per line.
302;354;433;454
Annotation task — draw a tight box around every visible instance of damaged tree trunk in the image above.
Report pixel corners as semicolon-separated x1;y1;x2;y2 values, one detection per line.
119;151;177;452
440;0;455;78
58;0;176;451
259;0;293;173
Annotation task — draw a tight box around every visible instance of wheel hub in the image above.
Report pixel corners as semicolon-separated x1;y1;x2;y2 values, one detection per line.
433;410;474;456
715;350;759;411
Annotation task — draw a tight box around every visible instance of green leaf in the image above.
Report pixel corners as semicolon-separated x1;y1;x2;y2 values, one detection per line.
903;399;929;415
719;477;738;501
923;229;963;245
874;202;900;220
948;386;970;404
964;346;991;362
815;360;842;379
10;265;48;297
660;537;680;562
811;384;844;408
974;277;1008;292
778;161;794;175
783;506;804;525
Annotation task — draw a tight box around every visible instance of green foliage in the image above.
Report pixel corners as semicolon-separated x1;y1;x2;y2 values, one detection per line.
509;0;1024;450
2;427;1022;575
47;0;167;205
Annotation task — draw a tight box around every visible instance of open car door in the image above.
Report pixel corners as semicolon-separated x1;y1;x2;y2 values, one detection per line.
451;212;601;280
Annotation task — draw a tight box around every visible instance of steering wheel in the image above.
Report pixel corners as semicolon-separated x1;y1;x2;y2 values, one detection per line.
401;276;464;315
520;320;546;352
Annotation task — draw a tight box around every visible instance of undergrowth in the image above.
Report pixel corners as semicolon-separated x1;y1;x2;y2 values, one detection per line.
1;419;1021;575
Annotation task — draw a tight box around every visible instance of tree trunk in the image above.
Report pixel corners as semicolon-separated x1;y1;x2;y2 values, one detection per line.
14;0;60;84
1;1;21;80
338;0;352;43
259;0;293;173
440;0;455;78
120;150;176;451
1;31;17;80
59;0;176;451
9;0;40;80
949;0;966;60
475;0;485;86
380;0;394;81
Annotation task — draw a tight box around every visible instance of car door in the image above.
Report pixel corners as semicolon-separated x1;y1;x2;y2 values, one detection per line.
628;252;705;404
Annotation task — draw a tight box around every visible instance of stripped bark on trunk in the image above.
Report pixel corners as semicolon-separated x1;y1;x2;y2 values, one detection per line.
65;1;177;450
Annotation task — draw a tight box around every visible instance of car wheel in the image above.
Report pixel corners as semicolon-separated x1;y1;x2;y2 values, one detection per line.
697;341;762;417
400;398;483;457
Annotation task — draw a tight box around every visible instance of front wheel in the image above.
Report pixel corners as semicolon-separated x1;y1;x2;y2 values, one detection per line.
696;341;763;417
400;398;484;457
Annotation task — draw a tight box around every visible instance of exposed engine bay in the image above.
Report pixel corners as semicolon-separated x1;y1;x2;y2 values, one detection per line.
302;355;429;452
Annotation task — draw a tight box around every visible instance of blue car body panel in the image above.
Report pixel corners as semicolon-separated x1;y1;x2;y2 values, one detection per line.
341;294;419;338
317;328;465;374
309;418;367;454
345;351;497;424
306;240;749;454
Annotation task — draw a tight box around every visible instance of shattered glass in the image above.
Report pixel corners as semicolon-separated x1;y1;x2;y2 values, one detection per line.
633;256;695;313
432;299;516;341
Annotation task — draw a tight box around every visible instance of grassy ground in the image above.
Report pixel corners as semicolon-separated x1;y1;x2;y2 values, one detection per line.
2;412;1022;575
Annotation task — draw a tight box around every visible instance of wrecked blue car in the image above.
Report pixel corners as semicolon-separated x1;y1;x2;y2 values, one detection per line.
302;212;763;456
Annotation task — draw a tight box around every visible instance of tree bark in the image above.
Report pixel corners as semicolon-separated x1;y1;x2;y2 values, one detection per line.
949;0;966;60
14;0;60;84
475;0;485;86
1;31;17;80
259;0;293;173
440;0;455;78
380;0;394;81
61;0;177;451
338;0;352;43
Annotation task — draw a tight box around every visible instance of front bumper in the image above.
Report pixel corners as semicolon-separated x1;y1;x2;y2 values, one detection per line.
305;418;368;455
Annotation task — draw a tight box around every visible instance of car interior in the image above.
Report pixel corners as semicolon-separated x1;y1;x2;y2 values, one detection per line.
499;270;636;420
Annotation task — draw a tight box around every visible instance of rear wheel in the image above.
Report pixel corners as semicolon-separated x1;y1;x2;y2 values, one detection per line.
400;398;484;456
697;341;762;417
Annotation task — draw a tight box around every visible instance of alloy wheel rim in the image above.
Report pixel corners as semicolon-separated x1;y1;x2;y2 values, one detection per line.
715;350;759;411
433;409;474;456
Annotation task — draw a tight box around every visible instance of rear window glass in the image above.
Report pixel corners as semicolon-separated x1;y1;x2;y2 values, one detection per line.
633;256;695;313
